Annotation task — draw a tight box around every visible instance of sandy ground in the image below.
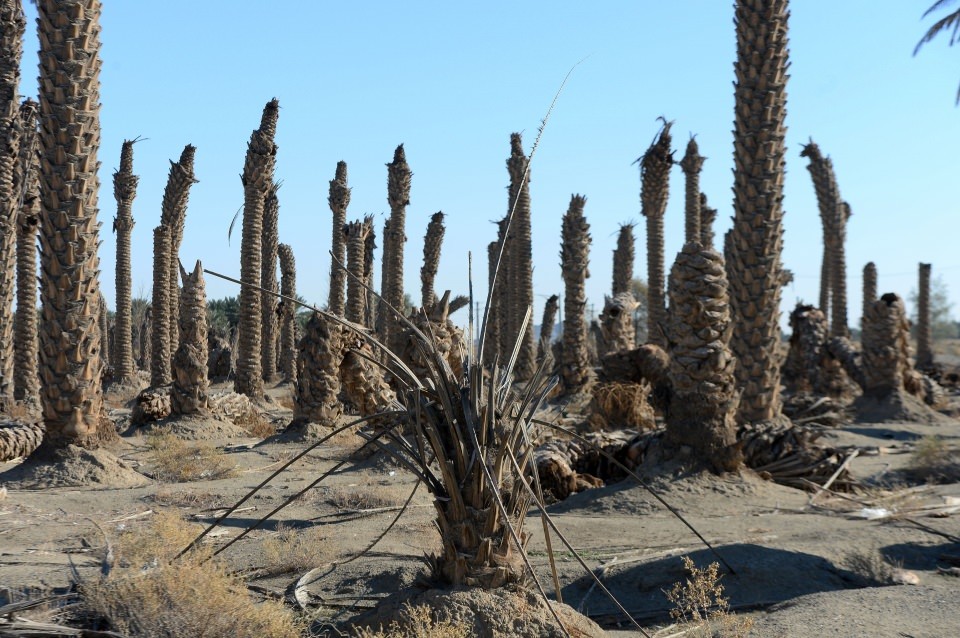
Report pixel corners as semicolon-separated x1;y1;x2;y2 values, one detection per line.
2;378;960;637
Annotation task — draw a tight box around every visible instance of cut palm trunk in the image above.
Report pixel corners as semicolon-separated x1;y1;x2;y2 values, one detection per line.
171;261;209;415
13;100;39;404
612;223;635;297
379;144;411;355
560;195;592;394
597;292;639;357
916;262;934;370
260;181;280;382
862;262;877;327
293;312;344;426
112;139;139;382
150;226;172;387
538;294;559;363
506;133;537;381
679;137;705;244
420;211;445;309
699;193;717;249
327;160;350;317
639;121;673;349
278;243;297;383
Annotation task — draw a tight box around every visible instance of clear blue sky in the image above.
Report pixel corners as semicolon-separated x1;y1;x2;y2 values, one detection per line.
17;2;959;329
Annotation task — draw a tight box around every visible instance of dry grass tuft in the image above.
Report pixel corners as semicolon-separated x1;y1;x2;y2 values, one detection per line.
82;511;301;638
665;556;753;638
148;487;229;510
320;483;409;511
355;603;470;638
587;382;655;431
907;435;960;483
843;548;900;586
242;416;277;439
257;524;330;577
145;428;237;482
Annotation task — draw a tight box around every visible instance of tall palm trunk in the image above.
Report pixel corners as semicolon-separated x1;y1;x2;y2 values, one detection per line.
261;181;279;382
484;239;501;369
832;202;851;337
150;226;172;387
699;192;717;249
159;144;197;362
171;261;208;414
420;211;444;309
560;195;591;393
506;133;536;380
679;137;705;244
345;219;369;324
327;161;350;316
916;262;934;369
727;0;790;424
277;243;297;383
494;217;512;367
0;0;24;409
379;144;410;354
639;121;673;348
862;261;877;327
98;293;109;371
362;216;377;330
112;139;138;382
36;0;108;446
612;223;634;296
538;293;559;360
14;100;39;404
235;99;279;398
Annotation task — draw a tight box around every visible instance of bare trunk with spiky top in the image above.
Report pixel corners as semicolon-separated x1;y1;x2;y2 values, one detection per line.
260;182;279;382
640;121;673;348
862;293;910;399
379;144;411;354
98;294;109;373
483;239;501;369
14;100;39;405
727;0;790;424
420;211;445;309
506;133;537;381
560;195;591;393
235;99;279;398
112;140;138;382
328;161;350;316
36;0;109;446
345;219;370;324
172;261;209;414
699;193;717;249
362;216;377;330
0;0;24;409
294;312;343;426
665;243;741;472
160;144;197;362
150;226;172;387
831;201;851;337
916;262;934;370
278;243;297;383
801;141;837;328
612;223;634;297
679;138;705;244
862;262;877;327
538;293;559;360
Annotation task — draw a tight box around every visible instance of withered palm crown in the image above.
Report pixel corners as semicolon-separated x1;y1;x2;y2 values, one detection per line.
112;139;139;382
506;133;537;381
420;211;445;309
0;0;24;408
612;223;635;297
261;181;280;382
639;120;673;349
14;100;39;404
159;144;197;362
560;194;591;393
679;137;705;244
277;243;297;383
235;99;279;398
379;144;411;354
726;0;790;424
36;0;108;446
327;160;350;316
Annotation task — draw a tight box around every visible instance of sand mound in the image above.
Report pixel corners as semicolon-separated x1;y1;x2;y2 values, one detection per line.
0;444;148;489
353;585;605;638
137;414;250;440
855;392;954;425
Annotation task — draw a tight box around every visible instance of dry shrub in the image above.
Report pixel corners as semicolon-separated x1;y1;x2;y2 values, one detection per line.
257;524;330;577
587;382;655;431
842;548;899;586
148;487;228;510
145;428;237;482
908;435;960;483
320;483;409;511
665;556;753;638
82;511;301;638
243;417;277;439
355;604;470;638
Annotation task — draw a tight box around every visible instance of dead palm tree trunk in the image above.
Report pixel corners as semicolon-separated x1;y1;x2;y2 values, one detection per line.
862;293;910;400
14;100;39;405
261;181;280;382
36;0;108;446
362;216;377;330
294;311;343;426
727;0;790;424
150;226;172;387
862;261;877;326
560;195;591;393
345;219;369;324
612;223;634;297
98;293;109;373
139;306;151;371
679;137;705;244
379;144;411;354
800;140;835;326
699;193;717;249
506;133;537;380
278;243;297;383
484;239;501;369
172;261;209;414
831;201;851;337
0;0;24;409
235;99;279;399
538;293;559;360
159;144;197;363
421;211;444;309
494;217;513;367
665;243;741;472
916;262;934;370
639;121;673;348
112;139;138;382
328;161;350;316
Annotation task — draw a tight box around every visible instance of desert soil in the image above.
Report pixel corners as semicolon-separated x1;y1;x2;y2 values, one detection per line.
2;378;959;638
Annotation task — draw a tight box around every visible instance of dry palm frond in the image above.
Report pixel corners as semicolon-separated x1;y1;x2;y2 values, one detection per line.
915;0;960;104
